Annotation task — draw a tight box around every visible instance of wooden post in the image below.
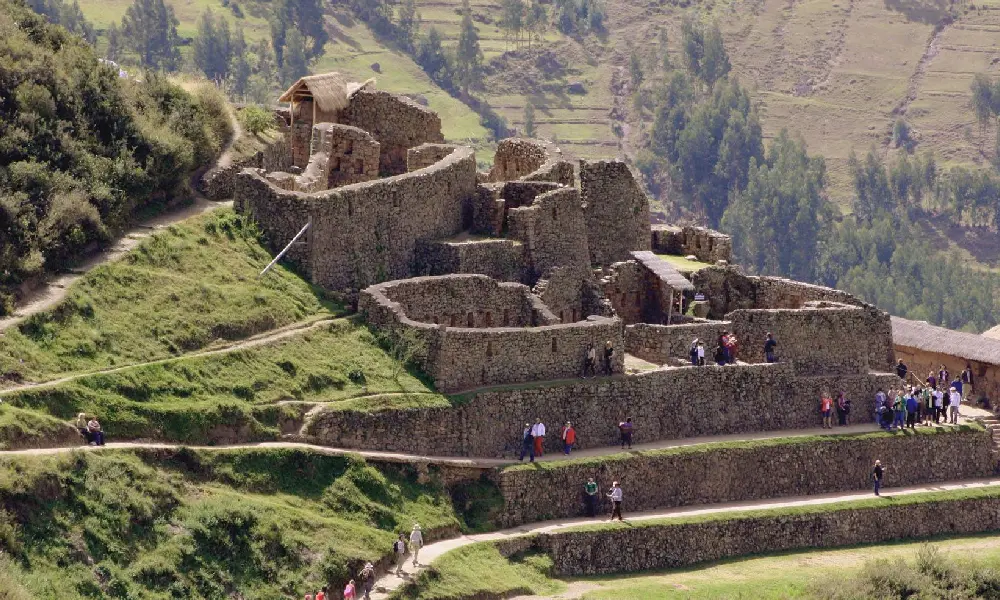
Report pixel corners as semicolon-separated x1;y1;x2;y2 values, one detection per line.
665;286;674;325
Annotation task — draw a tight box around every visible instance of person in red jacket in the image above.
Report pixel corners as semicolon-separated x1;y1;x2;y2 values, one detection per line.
561;421;576;455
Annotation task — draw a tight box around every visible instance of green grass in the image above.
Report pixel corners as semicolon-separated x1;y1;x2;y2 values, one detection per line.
0;209;343;385
654;253;714;273
0;448;500;599
395;542;564;600
0;404;78;450
501;423;985;473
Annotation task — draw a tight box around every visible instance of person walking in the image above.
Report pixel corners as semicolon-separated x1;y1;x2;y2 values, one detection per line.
393;534;407;576
518;422;534;462
872;460;884;496
584;477;599;517
409;524;423;566
359;563;376;600
820;393;833;429
949;386;962;424
584;343;597;377
531;419;546;457
764;332;778;363
343;580;356;600
607;481;624;521
896;359;908;381
604;341;615;375
905;390;918;429
561;421;576;455
618;417;634;449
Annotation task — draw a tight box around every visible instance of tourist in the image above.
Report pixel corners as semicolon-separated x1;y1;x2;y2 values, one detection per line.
305;593;314;600
393;534;407;576
607;481;624;521
584;343;597;377
561;421;576;455
725;333;738;364
905;389;918;429
893;390;906;430
619;417;634;449
820;393;833;429
922;386;933;425
962;364;975;401
690;339;699;366
697;341;706;366
934;387;945;424
316;587;327;600
842;392;852;426
896;359;908;381
75;412;92;444
875;388;887;416
531;419;546;457
604;341;615;375
939;365;950;388
87;416;105;446
949;386;962;424
359;563;376;600
764;332;778;363
584;477;599;517
875;389;890;430
713;344;726;366
872;460;884;496
927;371;937;391
951;375;963;401
410;523;423;566
344;579;356;600
836;392;847;426
519;422;534;462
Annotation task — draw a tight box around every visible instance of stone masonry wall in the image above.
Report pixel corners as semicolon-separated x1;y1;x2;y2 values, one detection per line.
488;138;551;182
538;492;1000;575
366;275;537;328
414;238;526;283
340;90;444;175
408;143;459;172
305;364;898;457
579;161;651;266
651;224;732;264
202;133;292;200
235;145;477;294
533;266;593;323
311;123;380;188
625;321;731;364
508;188;591;281
496;426;993;527
602;260;676;325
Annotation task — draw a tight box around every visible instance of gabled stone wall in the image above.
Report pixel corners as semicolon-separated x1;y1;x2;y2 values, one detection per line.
580;161;651;266
508;188;591;281
310;123;379;188
341;90;445;175
487;138;551;182
414;237;526;283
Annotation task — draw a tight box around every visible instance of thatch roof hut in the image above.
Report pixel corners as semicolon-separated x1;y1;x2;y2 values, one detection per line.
984;325;1000;341
891;316;1000;366
278;72;375;124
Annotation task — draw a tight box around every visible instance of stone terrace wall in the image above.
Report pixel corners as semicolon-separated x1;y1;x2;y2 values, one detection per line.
538;493;1000;575
488;138;550;182
580;161;651;266
236;145;478;293
414;238;526;283
626;321;731;364
408;143;459;172
497;426;993;526
602;260;677;325
311;123;380;188
524;160;575;187
508;188;591;281
651;224;732;264
203;133;292;200
305;364;898;457
365;275;537;328
728;304;874;375
341;90;445;175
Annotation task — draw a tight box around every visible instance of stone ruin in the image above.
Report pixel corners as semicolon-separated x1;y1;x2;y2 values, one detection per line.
232;72;895;395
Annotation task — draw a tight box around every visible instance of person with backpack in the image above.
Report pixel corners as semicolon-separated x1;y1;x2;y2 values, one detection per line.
409;524;423;566
393;534;407;576
618;417;634;449
584;477;599;517
343;580;356;600
359;563;376;600
872;460;884;496
518;423;534;462
561;421;576;455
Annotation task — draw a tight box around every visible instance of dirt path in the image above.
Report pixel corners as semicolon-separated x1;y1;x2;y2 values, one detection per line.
0;109;244;334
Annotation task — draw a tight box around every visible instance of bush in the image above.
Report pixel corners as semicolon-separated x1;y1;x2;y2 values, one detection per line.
239;105;275;136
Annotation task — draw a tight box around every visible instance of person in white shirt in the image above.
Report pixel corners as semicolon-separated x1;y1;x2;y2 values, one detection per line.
409;523;423;566
531;419;546;457
607;481;624;521
933;389;944;424
949;387;962;424
697;341;706;366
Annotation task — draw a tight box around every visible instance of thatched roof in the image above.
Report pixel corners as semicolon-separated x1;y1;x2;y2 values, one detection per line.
631;251;695;292
277;73;375;113
891;316;1000;366
984;324;1000;341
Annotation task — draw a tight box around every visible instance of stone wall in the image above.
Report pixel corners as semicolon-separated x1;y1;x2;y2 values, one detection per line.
508;188;591;281
538;491;1000;575
625;321;731;364
365;275;538;328
651;224;732;264
524;160;575;187
235;145;478;294
533;266;595;324
291;100;314;168
496;426;993;527
408;143;460;172
311;123;380;188
202;133;292;200
487;138;551;182
305;363;898;457
414;237;526;283
579;161;651;266
602;260;677;325
341;90;445;175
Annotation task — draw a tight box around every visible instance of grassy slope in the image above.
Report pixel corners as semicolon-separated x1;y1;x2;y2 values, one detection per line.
0;209;341;384
0;448;496;599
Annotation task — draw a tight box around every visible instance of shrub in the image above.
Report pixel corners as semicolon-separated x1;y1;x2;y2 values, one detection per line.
239;105;275;136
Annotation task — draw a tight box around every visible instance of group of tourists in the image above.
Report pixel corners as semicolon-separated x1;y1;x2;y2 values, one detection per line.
583;478;625;521
583;341;616;377
305;525;422;599
75;413;105;446
518;417;635;462
689;331;776;367
875;362;974;430
819;392;853;428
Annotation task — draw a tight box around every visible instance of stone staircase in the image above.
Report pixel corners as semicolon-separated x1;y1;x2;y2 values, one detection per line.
980;415;1000;471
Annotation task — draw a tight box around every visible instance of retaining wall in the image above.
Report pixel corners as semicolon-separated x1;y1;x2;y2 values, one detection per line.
626;321;732;364
496;426;994;526
651;224;732;264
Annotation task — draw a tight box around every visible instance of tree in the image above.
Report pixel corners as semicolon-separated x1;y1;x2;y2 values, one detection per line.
523;101;536;137
106;22;121;61
396;0;420;51
501;0;524;49
193;9;232;83
659;28;670;72
455;0;483;94
270;0;327;67
416;27;453;89
120;0;181;70
700;23;730;87
230;24;251;99
893;118;915;152
279;28;309;86
849;149;893;222
629;49;644;89
525;1;547;46
248;38;278;104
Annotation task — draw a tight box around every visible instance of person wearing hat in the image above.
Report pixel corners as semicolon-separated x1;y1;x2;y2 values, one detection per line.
561;421;576;455
518;422;534;462
607;481;624;521
949;386;962;424
393;533;407;576
358;562;376;600
409;523;423;566
872;460;884;496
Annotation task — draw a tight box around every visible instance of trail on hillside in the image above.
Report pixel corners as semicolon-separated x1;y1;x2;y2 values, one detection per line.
884;21;946;157
0;110;244;334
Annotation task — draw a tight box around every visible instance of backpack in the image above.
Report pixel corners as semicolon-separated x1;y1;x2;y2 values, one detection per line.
394;540;405;553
